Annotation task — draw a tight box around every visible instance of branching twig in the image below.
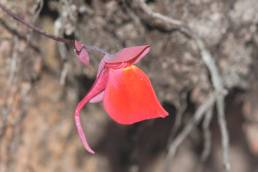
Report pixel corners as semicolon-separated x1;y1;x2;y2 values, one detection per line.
165;94;216;172
195;38;230;171
216;94;230;170
125;0;182;30
167;94;216;158
124;0;193;38
169;92;188;140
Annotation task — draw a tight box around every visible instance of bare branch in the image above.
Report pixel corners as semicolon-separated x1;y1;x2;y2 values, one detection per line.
164;94;217;172
195;38;230;171
125;0;181;29
201;108;213;161
124;0;192;37
167;93;216;161
216;95;230;170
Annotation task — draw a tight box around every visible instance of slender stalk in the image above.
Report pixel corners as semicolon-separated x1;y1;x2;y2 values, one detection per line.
0;1;72;45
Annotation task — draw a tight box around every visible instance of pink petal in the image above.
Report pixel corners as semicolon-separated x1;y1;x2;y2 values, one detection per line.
74;40;90;65
89;91;104;103
96;59;106;77
74;68;108;154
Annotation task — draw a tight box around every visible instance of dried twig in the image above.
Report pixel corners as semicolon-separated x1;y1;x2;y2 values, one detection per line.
167;94;216;158
201;108;213;161
169;92;188;139
216;95;230;170
165;94;216;172
125;0;182;30
195;38;230;170
124;0;193;38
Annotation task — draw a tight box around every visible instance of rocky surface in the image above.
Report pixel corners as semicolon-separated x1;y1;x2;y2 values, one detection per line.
0;0;258;172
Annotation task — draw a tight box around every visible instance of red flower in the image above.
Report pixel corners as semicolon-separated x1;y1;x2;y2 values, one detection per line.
74;42;168;154
0;1;168;154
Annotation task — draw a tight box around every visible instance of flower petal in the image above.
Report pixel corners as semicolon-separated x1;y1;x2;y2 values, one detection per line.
104;45;150;64
74;40;90;65
103;65;168;124
74;69;108;154
89;91;104;103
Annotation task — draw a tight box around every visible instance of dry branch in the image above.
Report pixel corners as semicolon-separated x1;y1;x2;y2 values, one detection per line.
167;93;216;158
201;108;213;161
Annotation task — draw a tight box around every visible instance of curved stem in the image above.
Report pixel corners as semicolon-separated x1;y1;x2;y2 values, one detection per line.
75;97;95;154
74;69;108;154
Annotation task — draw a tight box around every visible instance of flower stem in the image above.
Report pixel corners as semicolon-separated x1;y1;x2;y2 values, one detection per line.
0;2;73;45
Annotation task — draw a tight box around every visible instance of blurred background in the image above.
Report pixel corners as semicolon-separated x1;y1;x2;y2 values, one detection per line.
0;0;258;172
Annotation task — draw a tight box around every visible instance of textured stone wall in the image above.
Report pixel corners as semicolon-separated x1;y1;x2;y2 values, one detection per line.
0;0;258;172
